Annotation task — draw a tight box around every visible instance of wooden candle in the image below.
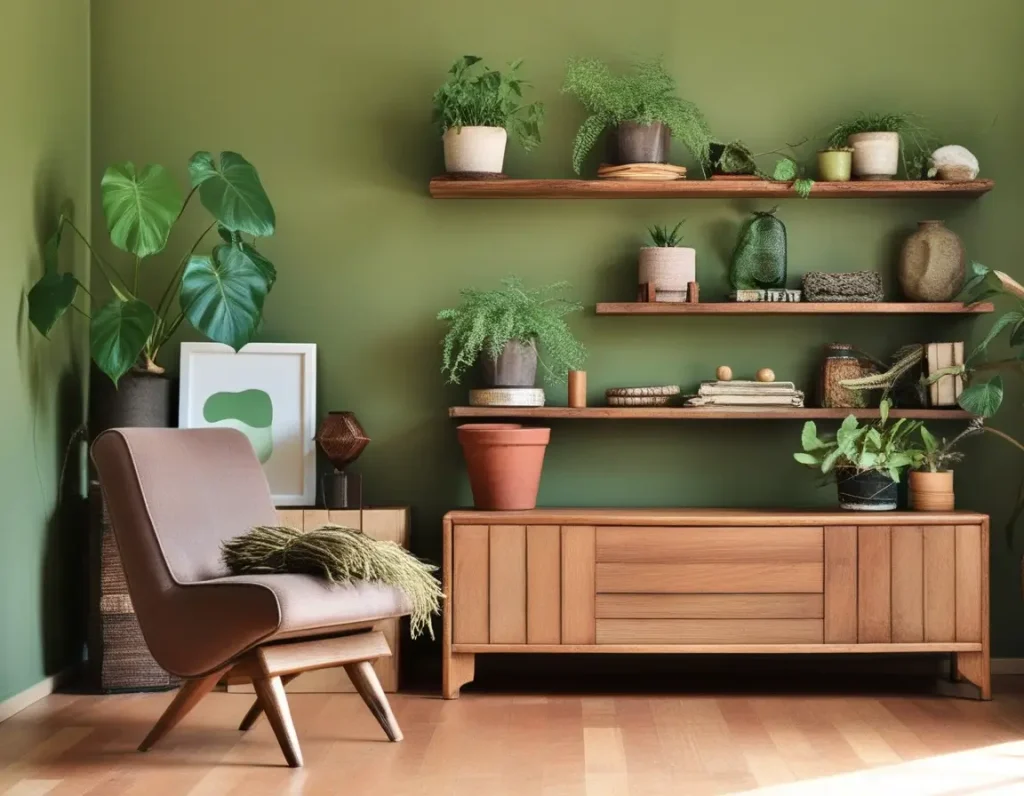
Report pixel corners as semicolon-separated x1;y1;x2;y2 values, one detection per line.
568;370;587;408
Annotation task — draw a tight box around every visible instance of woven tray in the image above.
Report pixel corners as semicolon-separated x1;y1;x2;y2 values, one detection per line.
803;271;884;302
469;388;545;407
608;395;674;407
606;385;680;398
597;163;687;181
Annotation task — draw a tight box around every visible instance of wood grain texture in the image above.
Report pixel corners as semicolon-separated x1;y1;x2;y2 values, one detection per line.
453;642;981;654
857;526;892;643
429;176;994;199
251;676;303;767
823;526;858;643
596;563;824;594
891;526;924;643
138;669;228;752
561;526;596;644
596;527;823;563
596;619;824;645
489;525;527;644
923;525;956;642
595;302;993;315
252;631;390;678
449;406;976;421
444;509;987;526
443;652;475;699
453;525;489;644
527;524;561;644
955;524;983;643
595;594;823;620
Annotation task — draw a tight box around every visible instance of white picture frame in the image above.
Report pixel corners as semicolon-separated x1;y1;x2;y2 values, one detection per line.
179;342;317;506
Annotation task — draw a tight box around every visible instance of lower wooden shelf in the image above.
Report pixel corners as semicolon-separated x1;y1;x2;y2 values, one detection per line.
449;406;973;421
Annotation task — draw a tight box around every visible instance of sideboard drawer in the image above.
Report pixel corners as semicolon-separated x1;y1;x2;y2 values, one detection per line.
596;562;824;593
597;618;824;645
596;593;824;620
596;527;823;563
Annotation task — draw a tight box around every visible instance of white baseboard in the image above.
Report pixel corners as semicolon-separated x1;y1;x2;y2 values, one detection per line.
0;665;80;723
993;658;1024;674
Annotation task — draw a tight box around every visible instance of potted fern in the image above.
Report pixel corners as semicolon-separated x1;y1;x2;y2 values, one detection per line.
794;401;920;510
639;221;694;302
432;55;543;175
562;58;712;175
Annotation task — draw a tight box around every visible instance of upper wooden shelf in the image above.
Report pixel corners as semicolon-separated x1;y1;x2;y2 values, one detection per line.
449;406;972;421
429;177;994;200
595;301;994;315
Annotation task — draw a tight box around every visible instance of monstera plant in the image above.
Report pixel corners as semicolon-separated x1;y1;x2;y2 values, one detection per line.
28;151;276;385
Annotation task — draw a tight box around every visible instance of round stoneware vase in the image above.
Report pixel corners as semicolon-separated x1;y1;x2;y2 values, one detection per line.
617;121;670;164
481;340;538;388
899;220;966;301
909;471;954;511
848;132;900;180
817;149;853;181
443;126;507;174
457;423;551;510
638;247;696;302
836;468;898;511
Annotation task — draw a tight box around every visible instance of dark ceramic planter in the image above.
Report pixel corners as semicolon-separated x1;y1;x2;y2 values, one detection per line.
617;121;670;165
89;367;175;440
836;467;898;511
481;340;538;388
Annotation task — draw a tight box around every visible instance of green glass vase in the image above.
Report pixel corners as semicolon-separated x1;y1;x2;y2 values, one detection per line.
730;209;788;290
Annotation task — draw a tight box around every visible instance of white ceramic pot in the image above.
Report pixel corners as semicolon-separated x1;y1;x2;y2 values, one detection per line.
848;132;900;180
442;126;508;174
638;247;696;302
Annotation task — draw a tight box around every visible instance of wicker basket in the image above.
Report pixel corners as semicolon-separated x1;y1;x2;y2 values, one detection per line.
802;271;884;302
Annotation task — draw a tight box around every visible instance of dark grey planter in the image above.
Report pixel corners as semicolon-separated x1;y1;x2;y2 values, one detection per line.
836;467;898;511
89;367;175;441
481;340;538;387
617;121;670;164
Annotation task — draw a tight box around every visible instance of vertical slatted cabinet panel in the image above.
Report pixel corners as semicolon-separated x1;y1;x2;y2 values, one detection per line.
857;526;892;642
955;524;983;642
891;526;924;642
453;525;490;644
824;526;858;643
489;525;527;643
561;526;596;644
923;526;956;642
527;525;561;644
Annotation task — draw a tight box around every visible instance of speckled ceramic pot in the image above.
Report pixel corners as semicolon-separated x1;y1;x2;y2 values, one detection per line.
899;220;966;301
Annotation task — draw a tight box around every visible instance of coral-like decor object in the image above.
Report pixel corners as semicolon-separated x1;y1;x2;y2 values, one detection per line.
316;411;370;471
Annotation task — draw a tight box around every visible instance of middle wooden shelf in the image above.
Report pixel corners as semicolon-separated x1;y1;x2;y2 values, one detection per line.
449;406;973;421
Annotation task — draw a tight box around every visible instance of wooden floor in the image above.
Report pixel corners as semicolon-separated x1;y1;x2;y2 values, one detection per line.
3;682;1024;795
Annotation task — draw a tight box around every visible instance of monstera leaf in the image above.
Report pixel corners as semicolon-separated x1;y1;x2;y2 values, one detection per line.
28;272;79;337
179;248;270;350
101;163;183;257
188;152;275;237
217;227;276;288
91;299;156;385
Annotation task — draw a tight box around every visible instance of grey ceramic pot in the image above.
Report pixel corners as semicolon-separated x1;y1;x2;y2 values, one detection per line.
481;340;538;387
617;121;670;164
89;367;175;441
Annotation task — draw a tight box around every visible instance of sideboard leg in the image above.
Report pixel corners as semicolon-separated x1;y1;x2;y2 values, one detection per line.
443;653;475;699
954;651;991;700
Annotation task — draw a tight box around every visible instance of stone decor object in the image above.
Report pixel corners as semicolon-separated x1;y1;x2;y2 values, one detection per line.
930;145;979;182
899;220;967;301
802;271;884;303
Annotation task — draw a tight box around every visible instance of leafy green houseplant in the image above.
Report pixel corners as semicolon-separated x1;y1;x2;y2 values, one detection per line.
433;55;543;174
906;423;977;511
640;221;695;302
826;112;937;180
794;401;920;510
438;277;586;386
708;140;813;197
562;58;712;175
28;151;276;385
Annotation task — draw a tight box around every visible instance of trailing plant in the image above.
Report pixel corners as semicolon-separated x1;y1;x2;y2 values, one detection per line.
438;277;586;384
432;55;543;150
647;221;685;247
27;152;277;385
772;157;815;199
561;58;712;175
710;139;813;197
825;111;939;179
794;400;920;482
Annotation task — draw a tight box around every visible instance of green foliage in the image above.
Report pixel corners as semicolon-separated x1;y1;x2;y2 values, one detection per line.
772;157;815;198
648;221;685;247
432;55;543;150
562;58;712;175
826;112;939;178
438;277;586;384
26;151;277;385
793;401;921;483
909;422;979;473
712;141;758;175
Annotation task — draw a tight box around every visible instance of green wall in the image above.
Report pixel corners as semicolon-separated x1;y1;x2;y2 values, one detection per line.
90;0;1024;659
0;2;90;703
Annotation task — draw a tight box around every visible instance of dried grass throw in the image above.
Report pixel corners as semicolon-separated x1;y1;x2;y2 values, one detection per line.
222;525;443;640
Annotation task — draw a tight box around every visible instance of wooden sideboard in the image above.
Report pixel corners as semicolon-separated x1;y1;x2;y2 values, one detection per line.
442;509;990;699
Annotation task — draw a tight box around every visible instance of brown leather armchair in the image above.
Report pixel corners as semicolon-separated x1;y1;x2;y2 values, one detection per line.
92;427;411;767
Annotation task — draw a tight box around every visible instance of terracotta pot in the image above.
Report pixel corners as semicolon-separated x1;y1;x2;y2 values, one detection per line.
481;340;538;387
457;423;550;510
638;247;695;302
817;149;853;181
899;220;966;301
910;470;955;511
443;126;507;173
848;132;900;180
617;121;670;164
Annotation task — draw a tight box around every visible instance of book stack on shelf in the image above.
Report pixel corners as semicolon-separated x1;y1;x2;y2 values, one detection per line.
685;380;805;408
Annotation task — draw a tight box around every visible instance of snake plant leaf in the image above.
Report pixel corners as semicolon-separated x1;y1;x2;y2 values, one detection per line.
958;376;1004;417
179;249;270;351
28;271;79;336
91;299;156;386
188;152;275;237
101;163;183;257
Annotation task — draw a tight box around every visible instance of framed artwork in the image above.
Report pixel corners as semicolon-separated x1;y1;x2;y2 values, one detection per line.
179;342;317;506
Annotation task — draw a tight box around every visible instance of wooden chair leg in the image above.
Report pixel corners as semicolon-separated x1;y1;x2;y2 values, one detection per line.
344;660;403;742
252;675;304;767
238;673;298;731
138;668;226;752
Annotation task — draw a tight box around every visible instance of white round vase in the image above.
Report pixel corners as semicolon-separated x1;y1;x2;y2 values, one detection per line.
638;247;696;302
848;132;900;180
442;126;508;174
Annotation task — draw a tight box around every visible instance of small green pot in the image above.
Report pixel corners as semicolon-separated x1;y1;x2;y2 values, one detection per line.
818;149;853;182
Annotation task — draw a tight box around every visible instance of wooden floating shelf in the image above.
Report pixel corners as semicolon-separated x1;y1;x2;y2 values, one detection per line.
429;177;994;200
595;301;994;315
449;406;973;421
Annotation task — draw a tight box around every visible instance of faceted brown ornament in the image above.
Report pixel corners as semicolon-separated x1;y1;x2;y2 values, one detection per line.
316;411;370;471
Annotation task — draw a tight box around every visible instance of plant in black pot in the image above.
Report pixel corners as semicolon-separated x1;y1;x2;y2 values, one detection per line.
793;401;920;511
27;151;277;433
562;57;712;175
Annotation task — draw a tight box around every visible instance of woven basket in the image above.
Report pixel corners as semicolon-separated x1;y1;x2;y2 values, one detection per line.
803;271;884;302
316;411;370;471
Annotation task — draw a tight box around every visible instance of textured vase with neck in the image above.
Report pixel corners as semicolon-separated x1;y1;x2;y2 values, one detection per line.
899;220;966;302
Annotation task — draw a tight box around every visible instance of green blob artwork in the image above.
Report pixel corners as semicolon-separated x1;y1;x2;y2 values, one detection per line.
203;388;274;463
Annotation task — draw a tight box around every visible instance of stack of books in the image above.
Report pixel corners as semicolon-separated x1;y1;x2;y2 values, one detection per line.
685;380;805;408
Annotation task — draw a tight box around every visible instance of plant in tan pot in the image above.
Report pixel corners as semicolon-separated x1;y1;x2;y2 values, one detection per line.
906;424;977;511
639;221;693;302
433;55;543;175
826;112;936;181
